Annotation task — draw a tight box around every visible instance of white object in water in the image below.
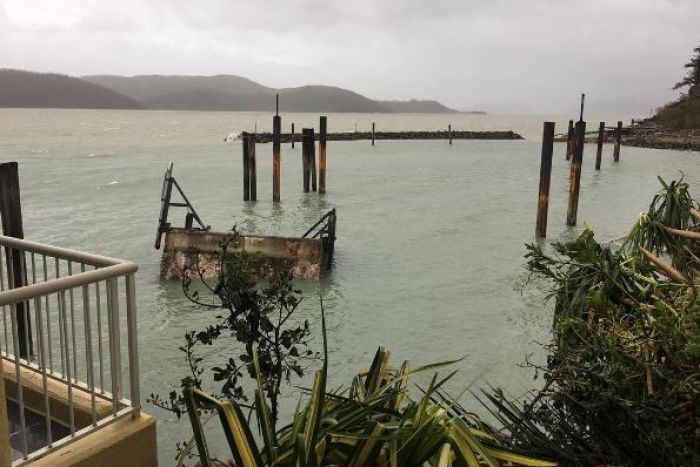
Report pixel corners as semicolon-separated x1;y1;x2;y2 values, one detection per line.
224;131;242;142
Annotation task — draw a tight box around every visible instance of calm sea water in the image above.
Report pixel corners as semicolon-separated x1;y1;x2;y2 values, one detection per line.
1;108;699;462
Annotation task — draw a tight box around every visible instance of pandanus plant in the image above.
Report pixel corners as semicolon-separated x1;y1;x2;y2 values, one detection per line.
623;176;700;278
182;311;556;467
510;178;700;466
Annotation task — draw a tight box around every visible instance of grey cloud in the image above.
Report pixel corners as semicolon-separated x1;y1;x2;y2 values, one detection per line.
0;0;698;114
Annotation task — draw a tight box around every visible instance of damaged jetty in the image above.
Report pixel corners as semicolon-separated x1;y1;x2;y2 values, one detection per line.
154;163;336;280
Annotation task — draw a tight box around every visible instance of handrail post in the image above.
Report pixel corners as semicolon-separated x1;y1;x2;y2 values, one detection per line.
126;273;141;417
106;278;122;414
0;358;11;466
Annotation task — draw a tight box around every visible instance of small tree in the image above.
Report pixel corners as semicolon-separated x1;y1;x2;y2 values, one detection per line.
673;44;700;90
149;228;318;430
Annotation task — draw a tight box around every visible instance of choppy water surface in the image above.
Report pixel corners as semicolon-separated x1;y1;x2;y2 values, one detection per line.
1;109;699;461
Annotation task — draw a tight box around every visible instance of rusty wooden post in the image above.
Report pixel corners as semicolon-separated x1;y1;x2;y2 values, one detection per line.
291;123;295;149
613;120;622;162
595;121;604;171
0;162;32;358
536;122;555;238
566;120;586;226
273;115;281;202
371;122;375;146
309;128;317;192
319;116;327;194
565;119;574;160
248;133;257;201
448;124;452;145
302;128;312;192
242;132;251;201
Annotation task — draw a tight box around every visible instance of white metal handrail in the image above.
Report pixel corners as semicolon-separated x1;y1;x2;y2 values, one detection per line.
0;235;141;465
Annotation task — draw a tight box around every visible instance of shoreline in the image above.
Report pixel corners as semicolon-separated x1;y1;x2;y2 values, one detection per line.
622;126;700;152
554;124;700;152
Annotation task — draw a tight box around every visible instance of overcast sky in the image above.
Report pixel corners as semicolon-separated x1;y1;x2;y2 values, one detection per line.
0;0;698;114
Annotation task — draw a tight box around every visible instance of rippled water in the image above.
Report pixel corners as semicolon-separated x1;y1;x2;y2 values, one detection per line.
1;108;698;462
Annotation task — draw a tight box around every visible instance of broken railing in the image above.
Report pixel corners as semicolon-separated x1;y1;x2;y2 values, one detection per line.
155;163;337;279
0;235;140;465
155;161;209;250
302;208;337;269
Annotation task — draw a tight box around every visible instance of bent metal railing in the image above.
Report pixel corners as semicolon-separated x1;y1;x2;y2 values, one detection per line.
0;235;140;466
302;209;337;269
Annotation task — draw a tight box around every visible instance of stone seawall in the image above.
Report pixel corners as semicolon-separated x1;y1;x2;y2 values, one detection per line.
623;128;700;152
253;130;523;143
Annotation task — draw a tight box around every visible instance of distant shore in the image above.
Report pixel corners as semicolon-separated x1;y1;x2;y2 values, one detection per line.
554;123;700;152
622;125;700;152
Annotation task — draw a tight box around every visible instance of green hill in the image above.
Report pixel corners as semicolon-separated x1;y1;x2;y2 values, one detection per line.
83;74;271;103
0;69;140;109
82;74;458;113
0;69;459;113
653;85;700;129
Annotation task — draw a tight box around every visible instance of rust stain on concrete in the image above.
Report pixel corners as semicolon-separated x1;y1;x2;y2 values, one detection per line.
160;228;324;280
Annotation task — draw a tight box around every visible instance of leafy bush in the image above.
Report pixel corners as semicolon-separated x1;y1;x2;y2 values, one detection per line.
149;227;318;459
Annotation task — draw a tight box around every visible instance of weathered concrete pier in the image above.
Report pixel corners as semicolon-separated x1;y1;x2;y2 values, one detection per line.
253;130;523;143
155;163;337;280
160;227;333;280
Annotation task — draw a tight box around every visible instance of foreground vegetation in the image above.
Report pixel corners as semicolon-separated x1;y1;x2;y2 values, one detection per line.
490;177;700;466
155;178;700;466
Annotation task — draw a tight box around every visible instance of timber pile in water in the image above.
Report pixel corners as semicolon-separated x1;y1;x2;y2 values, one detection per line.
253;130;523;143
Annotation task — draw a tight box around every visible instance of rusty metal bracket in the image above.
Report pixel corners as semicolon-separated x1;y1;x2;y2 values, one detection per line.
303;209;337;269
154;162;209;250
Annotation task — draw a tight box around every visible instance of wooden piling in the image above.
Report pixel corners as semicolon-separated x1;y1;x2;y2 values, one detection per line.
273;115;281;202
302;129;312;192
536;122;555;238
185;213;193;229
595;121;604;171
372;122;375;146
566;120;574;160
310;128;317;192
0;162;32;358
248;133;257;201
566;120;586;226
291;123;295;149
242;132;251;201
448;124;452;145
319;116;327;194
613;120;622;162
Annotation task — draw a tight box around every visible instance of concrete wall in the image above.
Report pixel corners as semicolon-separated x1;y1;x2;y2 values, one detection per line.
3;360;112;429
160;228;324;280
2;360;157;467
0;362;11;467
31;414;157;467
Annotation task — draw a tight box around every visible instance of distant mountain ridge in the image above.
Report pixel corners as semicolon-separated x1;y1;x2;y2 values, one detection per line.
0;69;141;109
83;74;458;113
0;69;459;113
